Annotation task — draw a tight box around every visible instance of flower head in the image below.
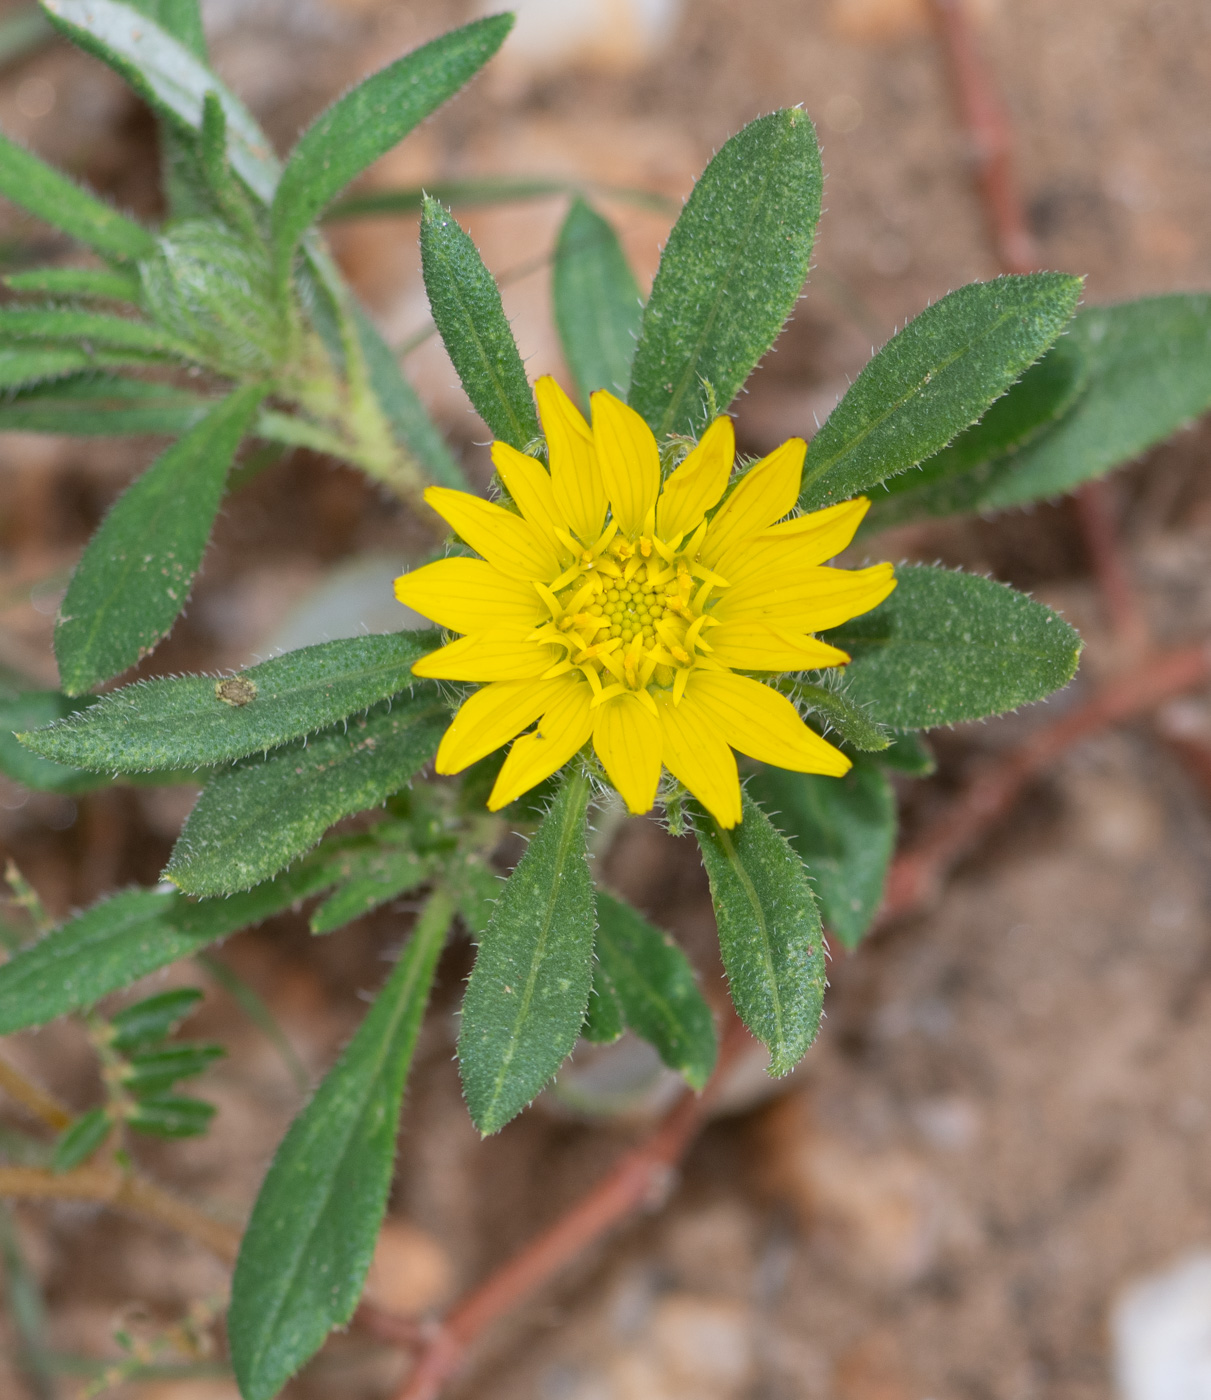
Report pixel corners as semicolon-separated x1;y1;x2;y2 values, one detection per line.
395;378;895;827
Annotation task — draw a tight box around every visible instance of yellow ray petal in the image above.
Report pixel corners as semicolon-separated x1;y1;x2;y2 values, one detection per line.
424;486;560;581
488;677;594;810
715;497;871;583
592;690;662;814
685;670;851;776
590;389;660;538
706;622;850;672
436;677;570;774
713;562;896;632
654;689;742;828
395;558;544;635
656;416;735;540
412;632;556;682
699;437;805;567
536;375;606;544
490;441;568;553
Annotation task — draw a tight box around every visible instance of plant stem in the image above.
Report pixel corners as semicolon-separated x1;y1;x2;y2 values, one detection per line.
0;1057;71;1132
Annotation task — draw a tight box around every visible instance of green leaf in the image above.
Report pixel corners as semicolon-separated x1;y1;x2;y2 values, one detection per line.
0;690;109;794
874;729;936;777
594;892;716;1089
781;681;889;753
326;175;675;221
420;196;541;451
309;846;433;935
54;384;266;695
798;273;1084;510
459;768;595;1134
449;849;500;936
553;197;643;402
229;888;451;1400
165;695;447;896
5;266;143;301
121;0;206;59
825;564;1083;730
0;375;213;437
351;303;467;490
42;0;281;202
747;759;896;950
52;1108;111;1172
860;332;1087;529
694;791;825;1076
0;852;342;1034
109;987;203;1051
0;130;155;263
581;963;624;1044
270;15;513;283
122;1043;224;1095
127;1092;214;1137
23;630;440;773
0;346;169;391
628;109;822;437
0;307;195;358
975;294;1211;510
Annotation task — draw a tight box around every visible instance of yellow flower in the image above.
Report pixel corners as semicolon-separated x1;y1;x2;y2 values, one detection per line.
395;378;895;828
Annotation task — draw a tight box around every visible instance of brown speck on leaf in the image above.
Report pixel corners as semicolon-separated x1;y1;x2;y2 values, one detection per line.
215;676;257;707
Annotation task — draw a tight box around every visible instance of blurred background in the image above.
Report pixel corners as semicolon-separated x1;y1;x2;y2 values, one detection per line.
1;0;1211;1397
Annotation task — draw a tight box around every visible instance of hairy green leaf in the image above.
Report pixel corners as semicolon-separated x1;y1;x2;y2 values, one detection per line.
581;963;624;1044
271;16;512;281
52;1109;111;1172
553;197;642;402
825;564;1082;729
109;987;203;1051
5;266;143;301
0;130;155;263
23;631;440;773
459;769;595;1134
628;109;822;437
309;846;434;935
0;374;212;436
0;306;195;358
42;0;281;202
594;892;716;1089
0;690;108;794
230;889;451;1400
695;791;825;1076
165;696;447;896
122;1043;224;1095
747;759;896;950
782;681;889;753
449;849;500;936
0;853;342;1034
54;384;265;695
326;176;675;221
420;196;540;450
799;273;1083;510
0;346;167;391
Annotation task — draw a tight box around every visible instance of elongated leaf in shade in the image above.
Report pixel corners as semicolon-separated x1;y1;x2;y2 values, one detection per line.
5;266;143;301
0;346;169;391
0;375;213;437
0;690;108;794
326;176;675;221
459;769;595;1134
974;294;1211;510
628;110;822;438
352;304;467;490
860;332;1088;530
824;564;1082;730
0;307;195;358
22;630;441;773
0;131;155;263
695;791;825;1077
54;384;265;695
52;1109;112;1173
229;889;451;1400
0;851;344;1034
746;758;896;950
41;0;281;203
798;273;1084;511
420;196;540;450
594;892;716;1089
581;963;624;1044
165;696;448;896
553;197;643;402
309;846;434;935
270;15;512;280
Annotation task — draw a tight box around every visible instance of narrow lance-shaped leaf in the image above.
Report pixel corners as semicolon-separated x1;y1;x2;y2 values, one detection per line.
326;176;675;221
0;690;110;795
420;196;541;450
695;791;826;1077
581;963;624;1044
553;197;643;402
270;15;513;282
799;273;1084;510
0;849;348;1034
5;266;143;301
781;681;889;753
0;307;196;358
459;768;596;1134
165;695;448;897
628;109;823;437
0;346;171;391
22;630;441;773
0;131;155;263
229;889;452;1400
309;846;435;935
0;375;213;438
54;384;266;695
595;892;717;1089
746;759;897;951
824;564;1083;730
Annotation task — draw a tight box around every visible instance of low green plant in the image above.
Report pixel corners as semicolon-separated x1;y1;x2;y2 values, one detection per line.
1;3;1210;1397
